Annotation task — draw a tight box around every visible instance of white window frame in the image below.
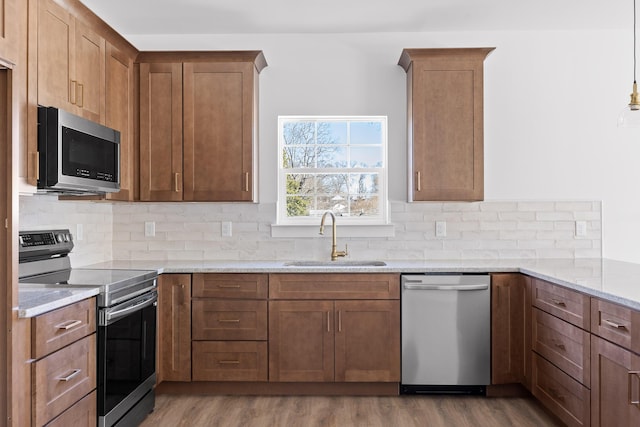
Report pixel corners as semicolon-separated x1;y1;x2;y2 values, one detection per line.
276;115;389;226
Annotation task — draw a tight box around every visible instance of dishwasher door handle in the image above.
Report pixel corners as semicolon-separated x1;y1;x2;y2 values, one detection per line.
402;283;489;291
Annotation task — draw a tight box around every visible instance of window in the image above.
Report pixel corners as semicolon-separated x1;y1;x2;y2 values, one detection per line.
277;116;388;225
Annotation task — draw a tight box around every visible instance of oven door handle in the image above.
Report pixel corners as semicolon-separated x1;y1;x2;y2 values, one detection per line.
103;293;157;325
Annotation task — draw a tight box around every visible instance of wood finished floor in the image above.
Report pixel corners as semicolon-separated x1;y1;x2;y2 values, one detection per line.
140;394;562;427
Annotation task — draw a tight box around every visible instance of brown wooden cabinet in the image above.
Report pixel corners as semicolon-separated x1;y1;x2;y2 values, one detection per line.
158;274;192;382
104;42;136;201
529;278;591;426
138;51;267;202
0;0;18;64
36;0;105;122
191;273;268;382
30;298;97;426
590;297;640;427
591;336;640;427
268;273;400;383
398;48;493;201
490;273;530;387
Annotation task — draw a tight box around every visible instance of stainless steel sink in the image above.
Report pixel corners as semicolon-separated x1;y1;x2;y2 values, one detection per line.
283;260;387;267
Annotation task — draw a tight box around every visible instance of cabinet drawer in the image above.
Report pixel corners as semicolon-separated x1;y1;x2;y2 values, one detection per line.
32;334;97;427
532;307;590;387
192;341;267;381
192;273;268;299
45;389;96;427
591;298;640;353
192;300;267;340
269;273;400;300
32;298;96;359
532;353;590;427
532;279;590;329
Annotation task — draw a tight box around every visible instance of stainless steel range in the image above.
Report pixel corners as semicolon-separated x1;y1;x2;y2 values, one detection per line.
19;229;158;427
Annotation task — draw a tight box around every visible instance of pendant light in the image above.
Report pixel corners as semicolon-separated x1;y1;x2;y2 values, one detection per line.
619;0;640;127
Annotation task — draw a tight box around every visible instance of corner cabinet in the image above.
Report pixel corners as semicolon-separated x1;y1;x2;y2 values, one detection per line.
138;51;267;202
398;48;494;201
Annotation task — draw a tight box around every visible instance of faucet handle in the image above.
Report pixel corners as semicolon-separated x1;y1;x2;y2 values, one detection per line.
335;244;348;259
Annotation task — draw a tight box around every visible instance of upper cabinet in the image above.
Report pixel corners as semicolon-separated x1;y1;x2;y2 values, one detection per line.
138;51;267;202
37;0;105;122
24;0;138;191
0;0;18;64
399;48;494;201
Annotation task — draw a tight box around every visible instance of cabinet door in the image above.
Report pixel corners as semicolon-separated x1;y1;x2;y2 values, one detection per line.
591;336;640;426
139;62;183;201
73;19;105;122
491;273;526;385
104;43;134;201
158;274;191;382
334;300;400;382
269;300;334;382
183;62;255;201
0;0;17;63
400;48;492;202
37;0;74;112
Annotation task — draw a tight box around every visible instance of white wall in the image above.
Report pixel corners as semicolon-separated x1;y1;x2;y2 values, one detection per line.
127;29;640;263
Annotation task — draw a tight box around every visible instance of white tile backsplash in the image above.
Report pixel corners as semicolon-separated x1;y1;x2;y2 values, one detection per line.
19;196;603;265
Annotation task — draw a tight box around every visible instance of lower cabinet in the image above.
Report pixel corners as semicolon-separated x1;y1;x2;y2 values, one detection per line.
268;299;400;383
30;298;97;426
591;333;640;426
158;274;192;382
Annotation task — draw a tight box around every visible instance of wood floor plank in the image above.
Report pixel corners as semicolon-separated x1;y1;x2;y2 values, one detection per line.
140;394;562;426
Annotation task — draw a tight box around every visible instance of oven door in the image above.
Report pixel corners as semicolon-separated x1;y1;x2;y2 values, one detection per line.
98;291;157;426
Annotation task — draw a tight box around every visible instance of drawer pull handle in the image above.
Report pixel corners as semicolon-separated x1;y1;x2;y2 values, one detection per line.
219;360;240;365
55;320;82;330
550;298;566;307
218;319;240;323
552;340;566;351
217;284;241;289
57;369;81;382
603;319;627;330
629;371;640;406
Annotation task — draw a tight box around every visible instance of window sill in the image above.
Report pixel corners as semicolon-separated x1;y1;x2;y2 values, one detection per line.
270;223;395;238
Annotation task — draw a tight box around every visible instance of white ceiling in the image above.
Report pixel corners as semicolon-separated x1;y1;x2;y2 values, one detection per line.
79;0;629;35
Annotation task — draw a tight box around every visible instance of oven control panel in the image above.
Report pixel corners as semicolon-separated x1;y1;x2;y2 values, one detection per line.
19;229;74;261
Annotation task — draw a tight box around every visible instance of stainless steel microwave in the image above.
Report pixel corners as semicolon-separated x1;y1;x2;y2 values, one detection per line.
37;106;120;194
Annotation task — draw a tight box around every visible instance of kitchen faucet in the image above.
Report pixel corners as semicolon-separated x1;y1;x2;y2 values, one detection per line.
319;211;348;261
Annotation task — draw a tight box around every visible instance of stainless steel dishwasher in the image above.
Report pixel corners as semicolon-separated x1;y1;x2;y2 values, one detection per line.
400;274;491;394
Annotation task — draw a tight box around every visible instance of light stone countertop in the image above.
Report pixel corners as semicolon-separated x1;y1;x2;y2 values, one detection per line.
17;284;100;318
19;257;640;316
84;257;640;311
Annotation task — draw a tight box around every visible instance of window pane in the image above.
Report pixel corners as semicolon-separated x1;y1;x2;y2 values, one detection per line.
283;146;316;168
286;173;315;195
286;195;312;217
350;195;380;217
348;173;379;195
350;121;382;145
318;122;347;145
317;146;347;168
283;121;315;145
350;147;383;168
317;174;348;195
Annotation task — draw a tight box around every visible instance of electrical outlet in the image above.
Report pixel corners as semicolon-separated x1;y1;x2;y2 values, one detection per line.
575;220;587;237
222;221;232;237
76;223;84;241
435;221;447;237
144;221;155;237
